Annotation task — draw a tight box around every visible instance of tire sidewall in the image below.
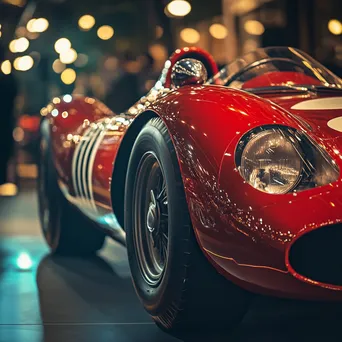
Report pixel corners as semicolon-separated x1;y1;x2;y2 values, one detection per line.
125;120;189;315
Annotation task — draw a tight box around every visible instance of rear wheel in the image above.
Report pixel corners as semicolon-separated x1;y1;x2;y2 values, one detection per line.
37;126;105;255
125;117;251;333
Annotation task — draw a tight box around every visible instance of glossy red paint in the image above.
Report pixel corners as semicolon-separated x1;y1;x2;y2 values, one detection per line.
44;47;342;300
241;71;322;88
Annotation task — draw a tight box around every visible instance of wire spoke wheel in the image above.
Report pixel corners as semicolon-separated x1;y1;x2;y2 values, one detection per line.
133;151;169;287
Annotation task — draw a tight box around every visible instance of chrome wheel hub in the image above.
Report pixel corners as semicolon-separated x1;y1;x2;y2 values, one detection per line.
133;152;169;286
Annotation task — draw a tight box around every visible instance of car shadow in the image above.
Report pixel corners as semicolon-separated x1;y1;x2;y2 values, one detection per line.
36;240;342;342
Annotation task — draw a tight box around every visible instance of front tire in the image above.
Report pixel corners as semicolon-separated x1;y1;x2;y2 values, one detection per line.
37;125;105;255
125;117;251;333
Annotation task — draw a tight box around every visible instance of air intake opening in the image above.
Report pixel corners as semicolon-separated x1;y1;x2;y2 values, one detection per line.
288;224;342;286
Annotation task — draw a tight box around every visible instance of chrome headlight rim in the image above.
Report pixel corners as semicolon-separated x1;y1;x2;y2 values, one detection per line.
235;125;340;194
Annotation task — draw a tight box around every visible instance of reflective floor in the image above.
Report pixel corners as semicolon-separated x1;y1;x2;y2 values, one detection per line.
1;181;342;342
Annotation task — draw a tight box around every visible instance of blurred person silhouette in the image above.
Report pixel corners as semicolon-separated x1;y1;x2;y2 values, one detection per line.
105;51;142;113
137;52;158;95
0;44;18;194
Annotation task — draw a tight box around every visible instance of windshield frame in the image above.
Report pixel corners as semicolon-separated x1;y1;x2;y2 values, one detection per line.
208;47;342;89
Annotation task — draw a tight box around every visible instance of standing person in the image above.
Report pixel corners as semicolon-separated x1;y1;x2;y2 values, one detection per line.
0;44;18;193
105;51;142;113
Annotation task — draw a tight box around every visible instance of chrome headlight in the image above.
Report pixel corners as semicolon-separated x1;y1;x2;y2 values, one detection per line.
236;126;339;194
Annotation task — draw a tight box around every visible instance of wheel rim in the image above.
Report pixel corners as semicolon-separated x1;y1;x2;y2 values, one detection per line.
133;151;169;287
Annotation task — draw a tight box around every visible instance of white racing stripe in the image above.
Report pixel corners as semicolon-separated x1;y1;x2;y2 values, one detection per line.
81;128;101;210
328;116;342;132
72;119;109;216
291;97;342;110
72;127;93;199
87;130;106;212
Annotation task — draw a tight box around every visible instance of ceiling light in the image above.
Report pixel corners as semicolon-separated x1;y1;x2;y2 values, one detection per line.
244;20;265;35
54;38;71;54
78;15;95;31
13;55;34;71
328;19;342;35
26;19;36;32
180;28;200;44
59;48;77;64
31;18;49;33
97;25;114;40
209;23;228;39
61;68;76;85
15;37;29;52
1;60;11;75
167;0;191;17
52;59;66;73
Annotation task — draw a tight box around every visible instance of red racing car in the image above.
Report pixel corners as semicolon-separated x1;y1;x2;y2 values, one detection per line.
38;46;342;332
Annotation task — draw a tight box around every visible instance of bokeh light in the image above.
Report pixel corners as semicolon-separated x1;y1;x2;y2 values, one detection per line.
167;0;191;17
244;20;265;35
1;60;11;75
59;48;78;64
180;28;200;44
61;68;76;84
52;59;66;73
54;38;71;54
156;25;164;39
328;19;342;35
78;14;95;31
15;37;29;52
13;55;34;71
74;53;88;67
97;25;114;40
26;19;36;32
16;252;33;271
31;18;49;33
209;23;228;39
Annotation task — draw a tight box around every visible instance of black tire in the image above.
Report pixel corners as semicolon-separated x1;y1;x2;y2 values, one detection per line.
125;117;251;334
37;124;105;256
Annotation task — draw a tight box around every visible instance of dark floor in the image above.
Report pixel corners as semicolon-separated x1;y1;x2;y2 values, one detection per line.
2;181;342;342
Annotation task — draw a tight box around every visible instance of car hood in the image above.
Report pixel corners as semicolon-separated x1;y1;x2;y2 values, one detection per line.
262;92;342;139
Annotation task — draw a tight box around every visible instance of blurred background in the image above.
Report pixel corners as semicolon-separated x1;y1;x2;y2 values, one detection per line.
0;0;341;193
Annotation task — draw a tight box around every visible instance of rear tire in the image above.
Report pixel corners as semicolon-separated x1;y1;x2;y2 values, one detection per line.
37;124;105;256
125;117;251;334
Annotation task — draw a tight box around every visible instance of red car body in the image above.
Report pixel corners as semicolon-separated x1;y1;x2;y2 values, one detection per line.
43;47;342;301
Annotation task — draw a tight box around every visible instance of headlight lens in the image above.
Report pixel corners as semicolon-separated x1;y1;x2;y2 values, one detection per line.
240;130;302;194
237;126;339;194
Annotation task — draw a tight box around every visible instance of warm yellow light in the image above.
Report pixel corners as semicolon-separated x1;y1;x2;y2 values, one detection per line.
52;59;66;73
180;28;200;44
0;32;2;38
15;37;29;52
2;0;25;7
54;38;71;54
9;40;17;53
13;55;34;71
59;48;77;64
156;25;163;39
97;25;114;40
244;20;265;35
31;18;49;32
167;0;191;17
26;19;36;32
1;60;11;75
328;19;342;35
61;68;76;85
209;23;228;39
78;15;95;31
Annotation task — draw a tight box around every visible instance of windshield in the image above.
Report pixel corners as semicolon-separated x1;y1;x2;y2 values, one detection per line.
209;47;342;90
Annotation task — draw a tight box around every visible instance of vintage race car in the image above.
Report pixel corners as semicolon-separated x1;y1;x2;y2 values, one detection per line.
38;46;342;332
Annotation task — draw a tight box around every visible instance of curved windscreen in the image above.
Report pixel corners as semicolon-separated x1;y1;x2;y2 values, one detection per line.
209;47;342;89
